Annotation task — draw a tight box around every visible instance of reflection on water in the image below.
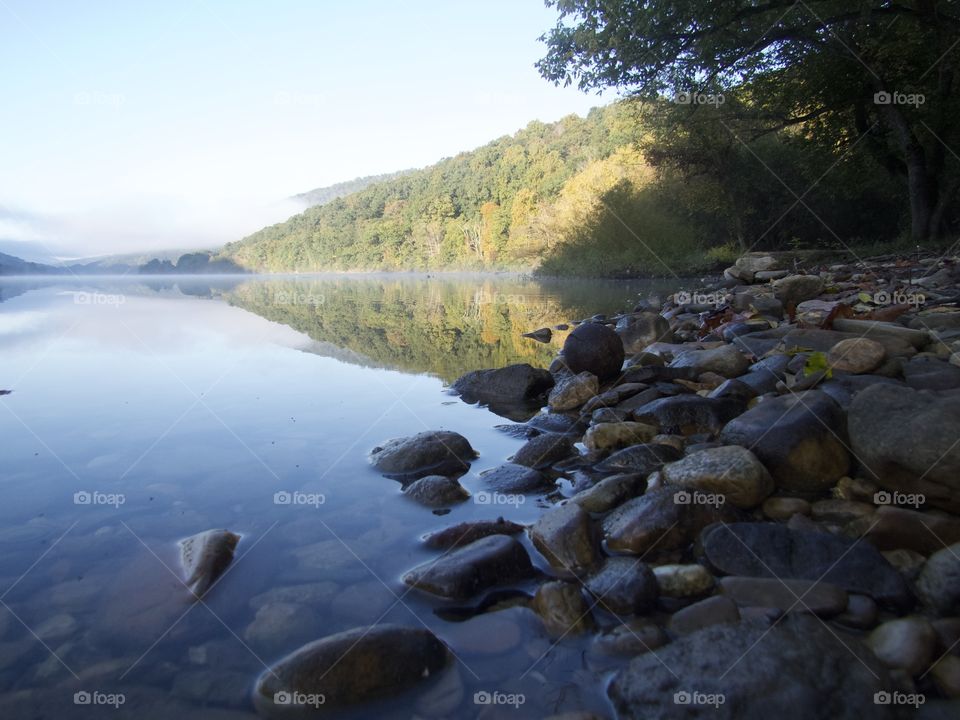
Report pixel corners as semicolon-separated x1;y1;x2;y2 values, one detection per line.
0;274;682;719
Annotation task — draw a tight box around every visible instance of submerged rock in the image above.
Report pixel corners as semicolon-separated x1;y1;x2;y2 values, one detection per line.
179;529;241;600
421;518;525;550
402;475;469;508
369;430;477;481
451;363;554;418
532;580;594;637
480;462;554;493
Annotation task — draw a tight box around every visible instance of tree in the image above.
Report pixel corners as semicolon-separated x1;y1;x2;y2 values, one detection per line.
538;0;960;240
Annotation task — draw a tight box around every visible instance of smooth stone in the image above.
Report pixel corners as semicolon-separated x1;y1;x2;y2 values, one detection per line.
719;390;850;494
610;616;895;719
615;312;673;355
762;497;811;520
668;595;740;635
249;582;339;611
529;503;600;574
707;378;758;402
403;535;534;600
451;363;554;415
510;434;574;469
832;318;930;349
592;620;667;656
584;557;659;615
810;499;874;524
403;475;470;507
847;505;960;554
422;518;525;550
244;602;322;653
736;252;785;274
369;430;477;481
773;274;824;304
179;528;241;600
717;576;848;616
548;371;599;411
659;445;774;509
526;413;588;436
916;542;960;615
532;580;594;637
583;422;657;452
479;463;553;493
571;473;646;513
835;593;879;630
931;655;960;698
883;548;928;581
669;344;750;378
591;406;631;424
867;616;937;675
594;442;681;475
631;395;745;436
252;625;450;715
653;564;714;598
698;522;912;610
827;337;887;373
563;322;625;381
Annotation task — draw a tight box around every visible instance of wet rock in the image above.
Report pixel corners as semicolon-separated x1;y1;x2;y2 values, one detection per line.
594;442;681;475
592;620;667;656
403;475;470;508
583;422;657;452
244;602;322;653
403;535;534;600
835;593;878;629
761;497;811;520
660;446;774;509
249;582;339;611
669;344;750;378
916;542;960;615
827;338;886;374
527;412;588;437
717;576;848;616
422;518;525;550
773;274;824;304
252;625;450;715
532;580;594;637
848;383;960;512
615;312;673;354
867;616;937;675
584;557;659;615
883;549;928;581
179;529;241;600
632;395;745;436
809;499;874;524
847;506;960;553
369;430;477;481
510;434;574;469
653;564;714;598
931;655;960;698
480;463;554;493
603;487;740;555
563;322;625;381
529;503;600;574
698;522;912;610
451;363;554;407
611;616;895;719
571;473;646;513
720;390;850;494
668;595;740;635
548;371;599;411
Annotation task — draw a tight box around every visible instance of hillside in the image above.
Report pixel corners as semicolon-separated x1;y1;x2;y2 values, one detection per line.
293;170;415;207
0;251;58;275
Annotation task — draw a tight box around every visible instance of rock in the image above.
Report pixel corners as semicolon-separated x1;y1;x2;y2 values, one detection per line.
527;412;589;436
931;655;960;698
615;312;673;354
603;486;741;555
179;529;241;600
916;543;960;615
594;443;681;475
369;431;477;481
584;557;659;615
818;373;905;410
848;506;960;554
548;371;599;411
571;473;646;513
810;498;875;524
422;518;524;550
402;475;469;508
867;616;937;675
761;497;811;520
439;607;526;655
772;274;824;304
631;395;745;436
403;535;533;600
835;593;878;630
698;522;912;610
562;322;625;381
479;462;554;493
522;327;552;343
532;580;594;637
451;363;554;407
653;564;714;598
583;422;657;452
707;378;757;402
610;616;895;719
668;595;740;635
904;357;960;390
592;621;667;656
669;344;750;378
883;549;927;581
249;582;339;611
252;625;450;715
717;576;848;616
848;383;960;512
510;434;574;469
529;503;600;574
827;337;887;374
660;446;773;509
719;390;850;494
244;602;322;653
737;252;784;274
832;318;930;349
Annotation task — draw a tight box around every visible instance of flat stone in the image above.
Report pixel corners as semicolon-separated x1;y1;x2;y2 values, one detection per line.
592;621;667;656
810;499;874;524
451;364;554;417
828;338;886;373
632;395;746;436
669;344;750;378
846;505;960;554
762;497;811;520
510;434;574;469
773;274;824;304
529;503;600;574
660;446;774;509
668;595;740;635
422;518;525;550
594;442;681;475
718;576;848;616
369;430;477;481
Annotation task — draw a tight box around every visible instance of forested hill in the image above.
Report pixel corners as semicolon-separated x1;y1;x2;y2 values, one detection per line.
293;170;414;208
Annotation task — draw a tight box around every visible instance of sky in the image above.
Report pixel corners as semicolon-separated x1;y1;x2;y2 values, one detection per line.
0;0;610;262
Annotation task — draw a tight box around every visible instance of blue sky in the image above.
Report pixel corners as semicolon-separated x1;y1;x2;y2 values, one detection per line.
0;0;610;260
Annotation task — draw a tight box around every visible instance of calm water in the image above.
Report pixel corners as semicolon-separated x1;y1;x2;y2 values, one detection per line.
0;273;684;719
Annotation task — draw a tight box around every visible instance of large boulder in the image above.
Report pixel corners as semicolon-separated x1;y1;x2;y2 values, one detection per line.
698;522;912;610
252;625;450;715
719;391;850;494
451;363;554;409
369;431;477;481
669;344;750;378
660;446;774;509
562;322;625;380
608;616;896;720
848;383;960;512
615;312;673;354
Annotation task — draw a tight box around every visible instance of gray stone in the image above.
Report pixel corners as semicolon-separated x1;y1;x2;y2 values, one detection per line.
422;518;525;550
653;564;714;598
827;338;886;374
668;595;740;635
660;446;774;509
369;430;477;481
451;363;554;410
594;442;681;475
548;371;599;411
773;274;824;304
669;344;750;378
916;543;960;615
403;535;533;600
717;576;848;616
402;475;470;507
583;422;657;452
631;394;746;436
867;616;937;675
479;462;554;493
529;503;600;573
615;312;673;354
584;557;659;615
571;473;646;513
532;580;594;637
510;434;574;469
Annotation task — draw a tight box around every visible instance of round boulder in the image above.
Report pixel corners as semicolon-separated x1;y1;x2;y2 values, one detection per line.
562;322;625;381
